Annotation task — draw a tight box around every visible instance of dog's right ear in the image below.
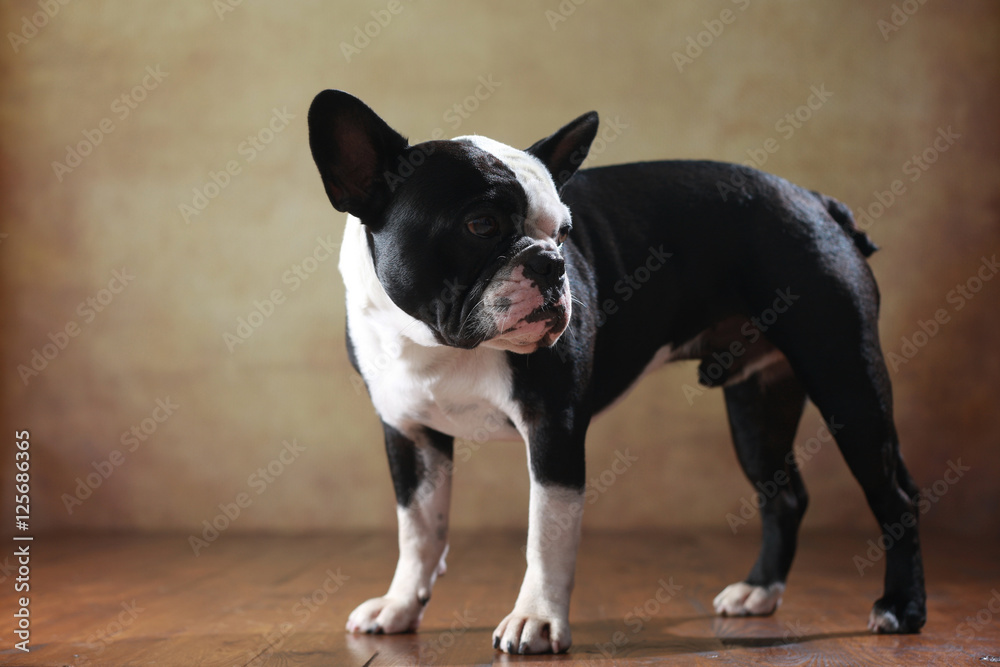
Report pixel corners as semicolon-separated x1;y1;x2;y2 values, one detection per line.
525;111;599;191
308;90;409;221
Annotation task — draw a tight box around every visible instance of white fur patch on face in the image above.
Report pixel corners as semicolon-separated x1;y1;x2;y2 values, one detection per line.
456;135;574;352
456;135;570;243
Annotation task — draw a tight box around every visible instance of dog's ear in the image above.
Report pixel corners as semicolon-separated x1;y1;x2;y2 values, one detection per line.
525;111;599;190
308;90;409;221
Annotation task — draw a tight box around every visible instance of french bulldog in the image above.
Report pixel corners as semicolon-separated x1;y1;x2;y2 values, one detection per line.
307;90;926;655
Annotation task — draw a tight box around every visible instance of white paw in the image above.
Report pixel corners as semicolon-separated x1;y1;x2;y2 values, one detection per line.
713;581;785;616
493;610;571;654
345;595;423;634
436;544;449;576
867;607;899;633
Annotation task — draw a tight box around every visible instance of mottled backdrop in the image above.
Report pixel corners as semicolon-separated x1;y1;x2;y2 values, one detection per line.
1;1;997;537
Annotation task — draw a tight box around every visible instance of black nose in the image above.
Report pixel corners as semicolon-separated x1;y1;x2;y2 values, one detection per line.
522;248;565;291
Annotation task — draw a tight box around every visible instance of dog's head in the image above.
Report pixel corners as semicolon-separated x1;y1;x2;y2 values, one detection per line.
308;90;598;353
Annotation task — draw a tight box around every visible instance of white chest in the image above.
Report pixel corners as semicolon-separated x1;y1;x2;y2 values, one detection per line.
360;332;521;442
340;217;523;443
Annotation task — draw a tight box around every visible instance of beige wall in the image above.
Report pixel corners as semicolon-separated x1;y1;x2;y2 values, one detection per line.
1;1;998;536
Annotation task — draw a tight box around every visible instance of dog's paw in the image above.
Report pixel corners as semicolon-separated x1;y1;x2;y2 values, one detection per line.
713;581;785;616
867;595;925;634
492;610;571;654
346;596;423;634
436;544;449;577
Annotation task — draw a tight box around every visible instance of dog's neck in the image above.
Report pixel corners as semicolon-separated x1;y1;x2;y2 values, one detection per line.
338;215;442;350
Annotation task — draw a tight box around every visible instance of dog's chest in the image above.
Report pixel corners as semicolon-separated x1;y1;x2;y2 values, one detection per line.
351;318;522;443
341;216;523;443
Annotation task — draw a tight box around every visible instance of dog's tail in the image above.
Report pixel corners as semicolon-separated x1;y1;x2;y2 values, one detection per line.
812;191;878;258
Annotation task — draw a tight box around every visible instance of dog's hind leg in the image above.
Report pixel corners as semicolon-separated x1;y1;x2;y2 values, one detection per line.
782;333;927;633
752;255;926;633
714;361;809;617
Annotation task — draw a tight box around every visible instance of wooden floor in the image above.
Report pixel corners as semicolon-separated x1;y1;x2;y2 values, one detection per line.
0;529;997;666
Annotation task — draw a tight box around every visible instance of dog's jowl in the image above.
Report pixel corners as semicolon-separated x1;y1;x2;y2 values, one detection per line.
307;90;926;655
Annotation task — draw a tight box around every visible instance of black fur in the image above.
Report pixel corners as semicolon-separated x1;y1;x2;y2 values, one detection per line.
311;90;926;636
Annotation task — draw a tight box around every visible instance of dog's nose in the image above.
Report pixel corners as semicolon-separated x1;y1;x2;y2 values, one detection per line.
523;249;565;291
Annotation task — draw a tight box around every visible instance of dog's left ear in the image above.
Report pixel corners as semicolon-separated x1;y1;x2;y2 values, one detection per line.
526;111;600;190
308;89;409;221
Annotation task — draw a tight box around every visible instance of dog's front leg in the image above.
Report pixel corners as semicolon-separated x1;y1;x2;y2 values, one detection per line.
494;428;585;654
346;423;453;634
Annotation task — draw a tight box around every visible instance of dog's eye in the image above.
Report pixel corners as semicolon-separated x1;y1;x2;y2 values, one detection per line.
467;216;499;238
556;225;571;246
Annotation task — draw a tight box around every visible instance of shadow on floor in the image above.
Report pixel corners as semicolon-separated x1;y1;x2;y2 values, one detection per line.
339;614;871;666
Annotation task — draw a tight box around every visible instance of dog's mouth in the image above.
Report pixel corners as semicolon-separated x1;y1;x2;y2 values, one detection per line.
445;245;572;352
486;285;571;352
505;300;567;339
537;298;571;343
526;298;566;322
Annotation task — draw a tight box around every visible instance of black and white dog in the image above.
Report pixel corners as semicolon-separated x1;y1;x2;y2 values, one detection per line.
307;90;926;655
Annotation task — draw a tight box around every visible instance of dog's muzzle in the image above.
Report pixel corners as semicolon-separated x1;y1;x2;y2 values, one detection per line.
520;245;566;296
